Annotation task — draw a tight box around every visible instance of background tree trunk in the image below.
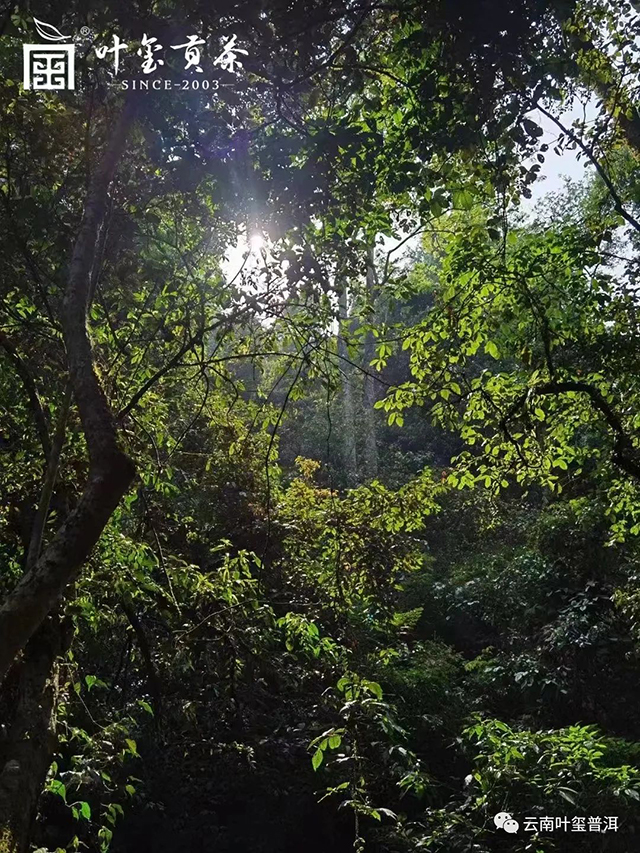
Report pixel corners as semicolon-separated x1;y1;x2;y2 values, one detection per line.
362;247;378;480
338;286;358;486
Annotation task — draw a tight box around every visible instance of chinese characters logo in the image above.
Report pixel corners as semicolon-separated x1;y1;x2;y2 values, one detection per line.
23;18;75;91
22;19;248;92
494;811;620;835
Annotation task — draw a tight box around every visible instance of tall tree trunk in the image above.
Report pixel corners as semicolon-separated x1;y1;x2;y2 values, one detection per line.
362;247;378;480
0;99;137;684
338;285;358;486
0;614;70;853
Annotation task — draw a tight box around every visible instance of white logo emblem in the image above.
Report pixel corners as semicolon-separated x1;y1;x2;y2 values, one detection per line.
494;812;519;833
23;19;75;91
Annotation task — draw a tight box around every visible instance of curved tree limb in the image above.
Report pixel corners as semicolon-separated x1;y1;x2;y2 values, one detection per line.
502;379;640;482
533;102;640;235
0;99;138;684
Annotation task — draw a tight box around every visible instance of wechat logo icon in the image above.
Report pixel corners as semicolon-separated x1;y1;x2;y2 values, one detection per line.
494;812;519;833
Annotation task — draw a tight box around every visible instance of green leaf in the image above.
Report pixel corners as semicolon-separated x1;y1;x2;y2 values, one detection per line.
49;780;66;802
137;699;154;716
558;787;579;805
485;340;499;359
99;826;113;851
377;808;398;820
366;680;383;699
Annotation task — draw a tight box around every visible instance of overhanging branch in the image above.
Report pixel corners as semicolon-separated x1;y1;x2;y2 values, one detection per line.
502;378;640;482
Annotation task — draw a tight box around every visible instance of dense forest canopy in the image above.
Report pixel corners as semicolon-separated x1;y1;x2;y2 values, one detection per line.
2;0;640;850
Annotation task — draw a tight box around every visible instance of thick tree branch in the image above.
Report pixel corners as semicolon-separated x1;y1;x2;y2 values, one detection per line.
0;100;138;684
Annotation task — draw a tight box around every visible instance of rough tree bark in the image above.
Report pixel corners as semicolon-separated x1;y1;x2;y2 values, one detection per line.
0;98;137;683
